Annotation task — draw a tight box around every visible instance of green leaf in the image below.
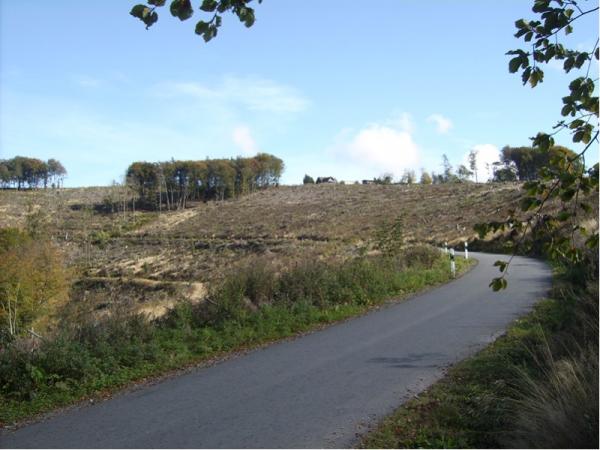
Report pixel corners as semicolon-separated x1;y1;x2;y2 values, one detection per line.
521;67;532;85
143;10;159;28
493;260;509;272
564;57;574;72
200;0;219;12
242;9;255;27
529;67;544;87
559;188;576;202
170;0;194;21
195;20;210;35
130;4;149;19
490;277;508;291
520;196;541;211
509;57;522;73
557;210;571;221
585;233;599;250
515;18;529;29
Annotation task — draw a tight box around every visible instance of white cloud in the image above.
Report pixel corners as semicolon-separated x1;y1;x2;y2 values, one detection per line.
160;76;310;113
331;122;420;177
232;125;258;156
463;144;501;181
427;114;453;134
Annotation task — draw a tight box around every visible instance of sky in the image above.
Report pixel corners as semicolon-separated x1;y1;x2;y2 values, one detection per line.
1;1;598;187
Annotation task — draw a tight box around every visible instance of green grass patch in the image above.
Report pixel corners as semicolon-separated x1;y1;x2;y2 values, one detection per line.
0;247;473;426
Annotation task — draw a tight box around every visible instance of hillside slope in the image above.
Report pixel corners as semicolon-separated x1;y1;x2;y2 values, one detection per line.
2;182;592;319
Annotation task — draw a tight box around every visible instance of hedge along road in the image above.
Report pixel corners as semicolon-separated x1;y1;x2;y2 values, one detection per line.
1;252;551;449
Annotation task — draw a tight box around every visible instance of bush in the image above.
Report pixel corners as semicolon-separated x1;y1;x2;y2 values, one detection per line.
401;245;442;269
90;230;111;248
0;345;37;400
35;336;96;385
276;260;339;307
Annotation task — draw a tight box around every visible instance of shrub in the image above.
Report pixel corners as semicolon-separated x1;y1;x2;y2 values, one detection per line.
401;245;441;269
375;217;404;258
276;260;339;307
90;230;111;248
0;345;37;400
35;336;96;385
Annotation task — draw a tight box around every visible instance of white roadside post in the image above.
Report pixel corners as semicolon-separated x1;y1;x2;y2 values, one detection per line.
464;241;469;260
450;248;456;278
444;241;448;254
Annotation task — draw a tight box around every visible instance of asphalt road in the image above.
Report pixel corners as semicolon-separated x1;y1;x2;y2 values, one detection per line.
1;252;551;449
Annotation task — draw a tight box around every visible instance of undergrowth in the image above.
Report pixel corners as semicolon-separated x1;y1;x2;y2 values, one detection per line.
0;246;472;425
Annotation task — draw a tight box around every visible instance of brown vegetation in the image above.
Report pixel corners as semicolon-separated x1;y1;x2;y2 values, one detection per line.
0;182;596;322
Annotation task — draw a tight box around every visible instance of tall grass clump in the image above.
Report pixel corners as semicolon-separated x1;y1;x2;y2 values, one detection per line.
504;281;598;449
507;345;598;448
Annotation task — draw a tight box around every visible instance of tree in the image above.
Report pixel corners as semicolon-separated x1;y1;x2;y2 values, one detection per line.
400;169;416;184
47;159;67;188
456;164;473;182
0;157;66;190
0;228;70;337
420;170;432;185
477;0;599;291
303;174;315;185
130;0;262;42
374;173;394;185
437;154;460;183
497;145;582;181
468;149;478;182
441;154;454;182
492;162;518;182
0;162;10;188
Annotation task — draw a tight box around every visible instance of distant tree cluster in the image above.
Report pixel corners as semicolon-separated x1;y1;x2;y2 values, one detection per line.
126;153;284;210
0;157;67;190
492;145;581;182
303;174;315;184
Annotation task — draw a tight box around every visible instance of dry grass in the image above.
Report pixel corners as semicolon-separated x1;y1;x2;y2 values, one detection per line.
2;182;595;320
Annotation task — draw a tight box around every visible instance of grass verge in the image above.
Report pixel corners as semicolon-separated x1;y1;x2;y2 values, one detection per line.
359;271;598;449
0;247;473;426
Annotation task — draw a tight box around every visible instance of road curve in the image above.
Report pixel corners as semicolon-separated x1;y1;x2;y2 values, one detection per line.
1;252;551;449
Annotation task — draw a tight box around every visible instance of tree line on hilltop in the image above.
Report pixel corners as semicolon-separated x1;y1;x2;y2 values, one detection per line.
303;145;580;185
0;157;67;190
126;153;283;210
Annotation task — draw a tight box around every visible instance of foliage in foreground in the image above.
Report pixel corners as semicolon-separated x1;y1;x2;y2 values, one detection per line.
360;274;598;449
0;246;469;425
0;228;71;340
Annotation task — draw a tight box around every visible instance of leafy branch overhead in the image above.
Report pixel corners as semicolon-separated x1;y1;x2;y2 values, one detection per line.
478;0;599;291
130;0;262;42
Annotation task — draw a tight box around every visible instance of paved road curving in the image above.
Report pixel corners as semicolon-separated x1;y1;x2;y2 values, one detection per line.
1;252;551;449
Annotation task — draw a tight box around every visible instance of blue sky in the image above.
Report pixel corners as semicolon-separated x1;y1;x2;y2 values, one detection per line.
1;1;598;187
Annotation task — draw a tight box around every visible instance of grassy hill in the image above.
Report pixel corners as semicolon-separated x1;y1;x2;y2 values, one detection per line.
0;182;595;320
